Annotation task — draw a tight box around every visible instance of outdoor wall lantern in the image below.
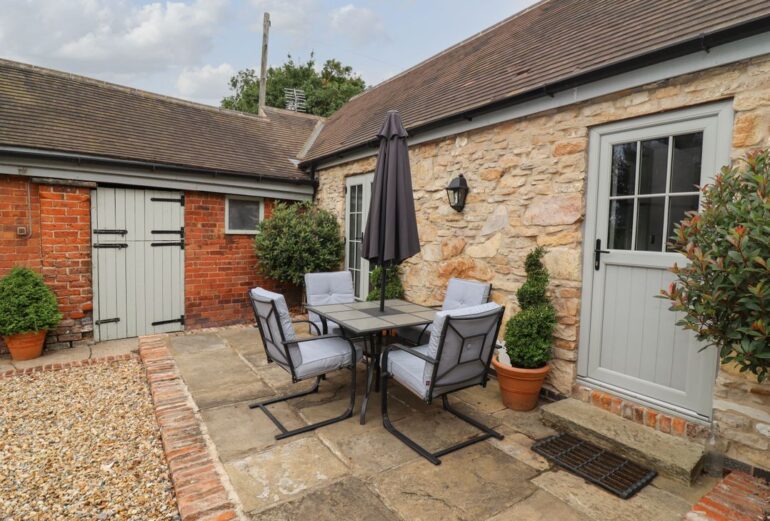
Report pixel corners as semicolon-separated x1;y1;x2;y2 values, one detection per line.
446;174;469;212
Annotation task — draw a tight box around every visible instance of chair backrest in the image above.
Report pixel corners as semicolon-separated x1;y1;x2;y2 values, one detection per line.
304;271;355;330
249;287;301;372
423;302;504;399
442;278;492;311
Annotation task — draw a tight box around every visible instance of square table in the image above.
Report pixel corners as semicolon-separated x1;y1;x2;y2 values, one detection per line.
305;299;436;424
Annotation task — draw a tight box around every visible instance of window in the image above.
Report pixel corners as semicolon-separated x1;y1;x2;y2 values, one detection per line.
225;196;264;234
607;131;703;252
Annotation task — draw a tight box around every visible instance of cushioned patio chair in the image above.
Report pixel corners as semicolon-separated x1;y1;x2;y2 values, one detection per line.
397;278;492;345
304;271;356;335
248;287;361;439
381;302;505;464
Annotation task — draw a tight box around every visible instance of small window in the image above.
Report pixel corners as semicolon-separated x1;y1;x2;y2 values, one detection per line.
226;196;264;234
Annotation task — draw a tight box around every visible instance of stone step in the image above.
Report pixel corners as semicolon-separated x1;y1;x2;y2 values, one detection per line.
541;398;705;484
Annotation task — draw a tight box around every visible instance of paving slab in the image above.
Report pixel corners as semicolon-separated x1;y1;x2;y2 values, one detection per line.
0;355;15;372
170;333;228;354
487;489;591;521
373;443;538;521
11;344;91;369
454;381;508;415
541;398;705;483
91;337;138;357
249;477;401;521
493;404;558;440
487;425;551;471
532;470;691;521
387;406;493;453
201;401;307;462
216;327;262;350
225;436;349;514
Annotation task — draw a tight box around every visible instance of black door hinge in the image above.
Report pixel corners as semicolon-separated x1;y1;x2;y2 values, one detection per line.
150;194;184;206
95;317;120;325
93;229;128;235
152;315;184;326
93;243;128;249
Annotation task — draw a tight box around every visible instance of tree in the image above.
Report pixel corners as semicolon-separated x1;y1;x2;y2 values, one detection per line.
661;150;770;382
221;55;365;117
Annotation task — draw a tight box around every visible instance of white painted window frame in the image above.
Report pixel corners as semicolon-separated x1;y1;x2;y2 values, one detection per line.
225;195;265;235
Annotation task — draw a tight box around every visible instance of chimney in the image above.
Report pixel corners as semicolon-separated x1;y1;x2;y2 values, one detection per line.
258;12;270;117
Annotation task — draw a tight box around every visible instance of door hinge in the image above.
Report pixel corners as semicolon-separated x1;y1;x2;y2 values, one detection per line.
93;229;128;235
152;315;184;326
151;195;184;206
93;243;128;249
151;227;184;238
151;240;184;249
95;317;120;325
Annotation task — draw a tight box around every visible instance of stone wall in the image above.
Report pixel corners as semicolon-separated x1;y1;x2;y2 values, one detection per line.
315;55;770;465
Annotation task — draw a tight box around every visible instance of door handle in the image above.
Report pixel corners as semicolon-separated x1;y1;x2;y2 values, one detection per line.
594;239;610;270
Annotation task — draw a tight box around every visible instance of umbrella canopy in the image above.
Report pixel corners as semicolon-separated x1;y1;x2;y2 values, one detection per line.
362;110;420;310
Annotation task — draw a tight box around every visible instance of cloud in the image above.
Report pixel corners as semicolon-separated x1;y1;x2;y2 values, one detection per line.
248;0;320;46
0;0;228;75
329;4;388;46
176;63;236;105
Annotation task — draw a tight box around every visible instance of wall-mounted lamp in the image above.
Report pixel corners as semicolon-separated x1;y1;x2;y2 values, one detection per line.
445;174;469;212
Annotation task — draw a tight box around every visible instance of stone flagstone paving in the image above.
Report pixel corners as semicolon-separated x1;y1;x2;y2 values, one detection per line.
167;326;718;521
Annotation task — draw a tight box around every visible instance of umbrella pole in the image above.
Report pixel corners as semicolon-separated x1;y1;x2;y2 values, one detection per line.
379;261;387;312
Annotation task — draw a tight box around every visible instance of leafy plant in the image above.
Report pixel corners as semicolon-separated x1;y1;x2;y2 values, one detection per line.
254;202;344;286
661;150;770;382
504;247;556;369
0;267;62;336
366;265;405;301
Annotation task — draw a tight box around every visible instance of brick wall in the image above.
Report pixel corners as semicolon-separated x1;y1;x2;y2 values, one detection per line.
0;177;93;352
184;191;299;329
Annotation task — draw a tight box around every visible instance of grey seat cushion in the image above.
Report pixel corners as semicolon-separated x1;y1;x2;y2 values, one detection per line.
396;278;491;344
304;271;355;335
294;337;363;379
249;287;300;367
385;344;431;399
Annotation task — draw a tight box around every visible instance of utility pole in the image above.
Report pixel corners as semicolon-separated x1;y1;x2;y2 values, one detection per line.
258;12;270;117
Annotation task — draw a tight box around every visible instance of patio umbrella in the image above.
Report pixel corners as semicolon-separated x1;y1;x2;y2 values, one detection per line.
362;110;421;312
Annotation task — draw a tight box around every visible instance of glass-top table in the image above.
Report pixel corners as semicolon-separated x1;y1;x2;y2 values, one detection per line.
305;299;436;423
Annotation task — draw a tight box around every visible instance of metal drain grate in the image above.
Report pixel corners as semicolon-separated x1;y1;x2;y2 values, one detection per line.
532;433;657;499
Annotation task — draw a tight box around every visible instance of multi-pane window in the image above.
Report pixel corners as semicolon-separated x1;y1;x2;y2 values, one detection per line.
347;184;363;298
607;132;703;252
226;196;263;234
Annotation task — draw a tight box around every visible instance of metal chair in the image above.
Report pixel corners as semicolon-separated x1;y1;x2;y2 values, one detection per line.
304;271;356;335
397;278;492;345
381;302;505;464
248;287;361;439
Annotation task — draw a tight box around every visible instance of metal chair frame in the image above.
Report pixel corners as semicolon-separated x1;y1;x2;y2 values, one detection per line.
248;292;357;440
381;307;505;464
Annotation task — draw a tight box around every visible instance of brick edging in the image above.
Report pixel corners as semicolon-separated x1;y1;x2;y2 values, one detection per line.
686;471;770;521
138;335;239;521
0;354;135;379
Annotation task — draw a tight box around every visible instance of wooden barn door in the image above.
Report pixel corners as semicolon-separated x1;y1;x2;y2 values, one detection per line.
92;188;185;341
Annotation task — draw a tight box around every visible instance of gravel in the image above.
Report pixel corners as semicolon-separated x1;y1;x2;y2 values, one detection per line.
0;359;178;521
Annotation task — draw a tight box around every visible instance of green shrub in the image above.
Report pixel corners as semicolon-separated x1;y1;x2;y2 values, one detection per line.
366;265;404;301
504;247;556;369
0;267;62;336
661;150;770;383
254;202;345;286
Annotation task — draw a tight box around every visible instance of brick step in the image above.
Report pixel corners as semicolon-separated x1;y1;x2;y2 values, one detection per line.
541;398;705;484
687;471;770;521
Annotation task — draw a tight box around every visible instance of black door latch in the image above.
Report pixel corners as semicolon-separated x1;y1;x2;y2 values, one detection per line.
594;239;610;270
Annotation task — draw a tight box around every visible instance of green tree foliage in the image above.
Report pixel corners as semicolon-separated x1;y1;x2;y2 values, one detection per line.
221;55;366;117
366;265;404;301
504;247;556;369
0;267;62;336
254;202;344;286
661;150;770;382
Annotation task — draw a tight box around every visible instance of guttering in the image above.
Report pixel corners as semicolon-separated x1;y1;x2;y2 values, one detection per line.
300;15;770;169
0;146;314;186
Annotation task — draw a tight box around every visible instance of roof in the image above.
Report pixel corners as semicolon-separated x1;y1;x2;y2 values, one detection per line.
0;59;321;183
303;0;770;163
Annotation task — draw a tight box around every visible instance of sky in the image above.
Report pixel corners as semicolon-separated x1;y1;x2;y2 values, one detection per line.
0;0;539;106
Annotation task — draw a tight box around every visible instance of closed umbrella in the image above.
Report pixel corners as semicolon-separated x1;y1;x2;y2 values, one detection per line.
362;110;421;312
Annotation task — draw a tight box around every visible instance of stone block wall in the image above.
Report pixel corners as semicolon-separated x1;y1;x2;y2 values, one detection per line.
315;55;770;465
0;177;93;352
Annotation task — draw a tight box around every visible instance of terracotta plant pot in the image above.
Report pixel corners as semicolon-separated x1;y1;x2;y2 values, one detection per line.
492;355;550;411
3;330;47;361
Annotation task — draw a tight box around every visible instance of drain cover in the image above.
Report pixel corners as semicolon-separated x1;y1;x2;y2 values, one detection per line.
532;433;657;499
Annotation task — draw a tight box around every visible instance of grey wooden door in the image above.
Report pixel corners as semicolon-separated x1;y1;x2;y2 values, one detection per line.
580;104;732;420
92;188;185;341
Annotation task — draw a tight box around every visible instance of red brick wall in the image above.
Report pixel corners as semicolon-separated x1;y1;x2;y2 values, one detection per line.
0;176;93;352
184;192;298;329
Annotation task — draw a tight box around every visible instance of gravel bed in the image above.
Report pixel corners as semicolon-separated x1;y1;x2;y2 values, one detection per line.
0;359;178;520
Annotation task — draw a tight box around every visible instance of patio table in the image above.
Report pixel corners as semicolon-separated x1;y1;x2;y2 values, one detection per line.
304;298;436;424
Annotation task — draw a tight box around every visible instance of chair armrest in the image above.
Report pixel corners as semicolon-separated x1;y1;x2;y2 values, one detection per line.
382;343;437;364
282;334;358;361
291;319;320;335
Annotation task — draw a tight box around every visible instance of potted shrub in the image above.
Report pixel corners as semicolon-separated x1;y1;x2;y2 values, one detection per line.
662;150;770;383
0;267;62;361
492;247;556;411
366;265;404;301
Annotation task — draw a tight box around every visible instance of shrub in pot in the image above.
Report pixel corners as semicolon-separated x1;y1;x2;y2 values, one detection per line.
366;265;404;301
661;149;770;383
0;267;62;361
493;247;556;411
